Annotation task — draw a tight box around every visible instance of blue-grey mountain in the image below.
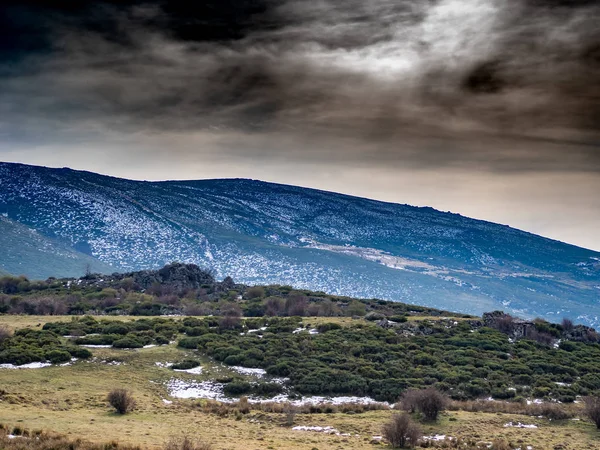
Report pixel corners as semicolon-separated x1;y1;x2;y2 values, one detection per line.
1;162;598;325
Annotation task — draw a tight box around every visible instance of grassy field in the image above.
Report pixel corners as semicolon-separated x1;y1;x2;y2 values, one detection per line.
0;314;468;332
1;315;600;449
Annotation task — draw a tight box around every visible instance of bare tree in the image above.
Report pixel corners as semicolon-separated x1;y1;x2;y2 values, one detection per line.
584;396;600;429
399;389;421;413
382;413;422;448
561;318;574;331
285;294;308;316
404;387;448;421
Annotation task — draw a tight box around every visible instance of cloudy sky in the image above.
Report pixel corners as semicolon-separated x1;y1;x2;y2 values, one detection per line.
1;0;599;250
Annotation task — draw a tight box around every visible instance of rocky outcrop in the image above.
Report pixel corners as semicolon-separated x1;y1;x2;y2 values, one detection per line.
131;262;215;291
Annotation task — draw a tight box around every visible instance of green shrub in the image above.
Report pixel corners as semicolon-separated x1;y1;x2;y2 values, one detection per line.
178;337;202;349
112;337;143;349
45;349;71;364
223;381;252;396
172;360;201;370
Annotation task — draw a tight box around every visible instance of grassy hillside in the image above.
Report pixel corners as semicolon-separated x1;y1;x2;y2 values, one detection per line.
1;315;599;449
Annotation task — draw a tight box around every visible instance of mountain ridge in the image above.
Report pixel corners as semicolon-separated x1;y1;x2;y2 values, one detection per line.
1;161;599;325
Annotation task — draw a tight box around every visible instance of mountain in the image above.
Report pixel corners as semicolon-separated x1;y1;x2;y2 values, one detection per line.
0;215;114;279
1;162;599;325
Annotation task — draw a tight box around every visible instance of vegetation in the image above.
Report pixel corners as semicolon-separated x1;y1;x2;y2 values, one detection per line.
401;388;448;421
584;396;600;429
107;389;136;415
163;436;212;450
0;264;466;319
0;328;92;365
2;264;600;448
1;317;600;449
3;310;599;403
382;413;422;448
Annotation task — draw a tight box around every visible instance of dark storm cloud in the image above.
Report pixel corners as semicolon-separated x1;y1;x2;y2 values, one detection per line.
0;0;598;171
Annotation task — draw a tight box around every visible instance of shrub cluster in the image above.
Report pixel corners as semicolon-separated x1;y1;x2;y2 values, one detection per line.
0;328;92;366
170;316;600;402
43;316;177;349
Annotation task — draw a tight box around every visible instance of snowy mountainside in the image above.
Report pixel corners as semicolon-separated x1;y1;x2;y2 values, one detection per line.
0;162;599;325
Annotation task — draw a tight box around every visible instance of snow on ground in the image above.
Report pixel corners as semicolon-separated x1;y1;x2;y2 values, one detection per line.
292;426;338;434
155;362;174;368
423;435;451;441
0;362;51;369
504;422;538;429
292;327;319;335
229;366;267;376
79;344;112;348
60;358;78;367
173;366;203;375
166;378;389;406
291;426;349;436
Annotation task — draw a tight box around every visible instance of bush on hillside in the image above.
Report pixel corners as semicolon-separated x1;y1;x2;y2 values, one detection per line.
401;387;448;421
171;360;201;370
107;388;136;414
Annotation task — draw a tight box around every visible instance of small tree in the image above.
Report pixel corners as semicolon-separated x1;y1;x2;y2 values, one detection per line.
414;387;448;421
284;403;298;426
347;300;366;317
107;388;136;414
399;388;421;413
561;318;574;332
382;413;422;448
584;396;600;429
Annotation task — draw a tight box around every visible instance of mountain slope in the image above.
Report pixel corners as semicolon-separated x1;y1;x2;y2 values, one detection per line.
0;215;115;279
0;162;599;325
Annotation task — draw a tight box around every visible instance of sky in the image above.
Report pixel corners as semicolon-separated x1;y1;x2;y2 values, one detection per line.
1;0;599;250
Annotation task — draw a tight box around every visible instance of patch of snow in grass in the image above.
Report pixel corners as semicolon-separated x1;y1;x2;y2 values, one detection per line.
230;366;266;376
292;426;339;434
0;362;51;369
168;379;229;401
504;422;538;428
155;362;174;368
174;366;203;375
167;378;389;406
79;344;112;348
142;344;157;349
423;435;450;441
60;358;78;367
